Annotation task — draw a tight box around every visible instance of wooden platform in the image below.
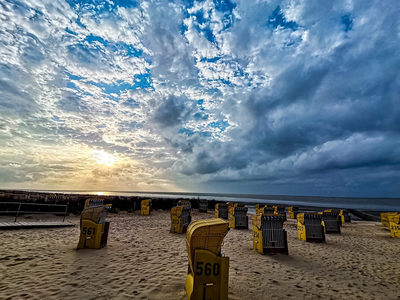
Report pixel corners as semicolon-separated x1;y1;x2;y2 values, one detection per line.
0;221;75;230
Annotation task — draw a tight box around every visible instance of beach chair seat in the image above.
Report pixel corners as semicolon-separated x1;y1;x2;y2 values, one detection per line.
185;219;229;300
77;205;111;250
141;199;152;216
321;212;341;233
199;200;208;212
388;214;400;238
253;214;288;255
288;206;299;219
297;213;325;243
260;206;275;215
171;206;192;234
215;204;228;219
228;205;248;229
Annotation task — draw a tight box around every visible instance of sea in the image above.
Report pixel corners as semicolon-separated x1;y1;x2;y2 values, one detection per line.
27;190;400;212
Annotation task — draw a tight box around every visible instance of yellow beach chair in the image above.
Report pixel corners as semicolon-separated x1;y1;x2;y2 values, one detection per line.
388;214;400;238
178;200;192;207
297;213;325;243
228;204;248;229
381;212;398;228
253;214;288;255
215;203;228;219
199;200;208;212
185;219;229;300
288;206;299;219
77;205;111;250
320;211;341;233
141;199;152;216
171;205;192;234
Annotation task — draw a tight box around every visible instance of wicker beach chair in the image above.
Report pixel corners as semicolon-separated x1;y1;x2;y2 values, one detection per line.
185;219;229;300
77;205;111;250
228;204;248;229
215;203;228;219
199;200;208;212
171;205;192;234
339;210;351;223
178;200;192;207
297;213;326;243
140;199;152;216
288;206;299;219
321;211;341;233
388;214;400;238
253;214;288;255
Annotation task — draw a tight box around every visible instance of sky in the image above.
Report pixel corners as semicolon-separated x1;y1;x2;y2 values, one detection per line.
0;0;399;197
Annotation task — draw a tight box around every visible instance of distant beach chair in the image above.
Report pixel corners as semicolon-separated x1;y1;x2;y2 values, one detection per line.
259;206;275;215
215;204;228;220
178;200;192;207
381;212;399;228
77;204;111;250
228;204;248;229
84;198;112;210
199;200;208;213
297;213;326;243
171;205;192;234
141;199;152;216
321;211;341;233
388;214;400;238
253;214;288;255
339;210;351;223
185;219;229;300
288;207;299;219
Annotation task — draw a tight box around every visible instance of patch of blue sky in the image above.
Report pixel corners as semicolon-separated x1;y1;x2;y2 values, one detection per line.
179;22;188;36
65;27;78;35
202;27;216;43
85;34;108;46
213;0;236;14
268;6;298;31
67;72;85;81
134;72;153;90
193;112;209;121
197;99;204;105
75;18;86;29
96;124;107;128
111;42;142;57
341;15;353;32
213;0;236;30
86;80;134;95
194;9;208;25
67;81;77;89
208;120;230;132
179;128;195;136
200;57;221;63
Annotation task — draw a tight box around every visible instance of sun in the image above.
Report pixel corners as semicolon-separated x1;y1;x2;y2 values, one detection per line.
90;150;116;166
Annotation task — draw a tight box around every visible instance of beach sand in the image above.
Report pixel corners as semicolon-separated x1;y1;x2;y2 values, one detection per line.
0;210;399;300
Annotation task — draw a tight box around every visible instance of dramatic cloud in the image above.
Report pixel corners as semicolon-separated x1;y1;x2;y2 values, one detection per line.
0;0;399;196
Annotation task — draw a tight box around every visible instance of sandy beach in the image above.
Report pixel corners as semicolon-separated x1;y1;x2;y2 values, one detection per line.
0;209;399;300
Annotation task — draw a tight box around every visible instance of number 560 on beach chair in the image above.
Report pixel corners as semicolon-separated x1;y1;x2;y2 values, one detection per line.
77;204;111;250
185;219;230;300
